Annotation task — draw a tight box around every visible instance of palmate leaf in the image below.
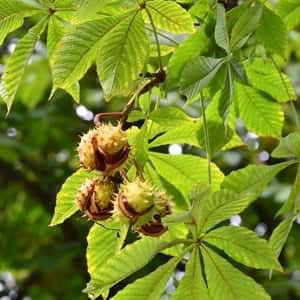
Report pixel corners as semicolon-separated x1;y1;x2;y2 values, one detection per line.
0;17;48;113
244;58;295;103
193;189;251;234
144;0;195;34
235;83;284;138
97;10;149;98
149;152;224;199
144;162;188;209
86;222;119;298
221;161;295;202
0;0;42;16
87;223;118;276
149;123;202;148
204;226;281;270
269;216;294;257
167;21;212;88
113;255;182;300
172;249;209;300
272;131;300;158
276;164;300;215
278;0;300;30
50;168;100;226
180;56;225;100
149;121;232;155
215;3;229;53
85;237;168;298
71;0;125;24
51;15;121;91
229;4;263;50
149;106;195;128
202;246;270;300
47;15;65;58
257;6;288;56
0;14;23;45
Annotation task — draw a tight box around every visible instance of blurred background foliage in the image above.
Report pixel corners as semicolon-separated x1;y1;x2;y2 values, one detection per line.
0;12;300;300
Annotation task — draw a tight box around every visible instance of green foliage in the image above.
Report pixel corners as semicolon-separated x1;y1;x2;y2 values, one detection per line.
204;226;281;270
192;189;252;234
143;0;194;34
235;83;284;137
97;11;148;98
50;168;100;226
86;237;168;298
172;249;209;300
272;131;300;158
180;56;225;100
113;255;182;300
257;7;288;55
0;17;47;112
222;161;295;201
202;246;271;300
1;0;300;298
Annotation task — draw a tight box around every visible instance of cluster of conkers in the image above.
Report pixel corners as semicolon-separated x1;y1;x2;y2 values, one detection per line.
75;122;172;237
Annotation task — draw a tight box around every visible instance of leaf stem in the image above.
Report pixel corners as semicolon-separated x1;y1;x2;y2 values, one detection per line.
144;7;163;71
200;95;212;186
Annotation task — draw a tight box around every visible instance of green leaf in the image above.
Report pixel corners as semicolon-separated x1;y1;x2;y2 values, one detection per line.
0;14;23;45
149;121;231;155
269;217;294;257
87;222;119;299
17;56;51;109
194;189;251;234
85;237;167;298
71;0;125;24
244;58;296;103
221;161;295;202
235;83;284;137
52;16;121;90
167;22;213;88
172;249;209;300
272;131;300;158
257;7;288;55
128;124;149;168
278;0;300;30
50;168;100;226
0;0;42;16
204;226;281;270
144;0;195;34
47;15;65;58
149;106;195;128
215;3;229;53
276;163;300;215
218;63;233;122
0;17;48;113
149;123;202;148
202;246;270;300
149;152;224;199
230;4;263;50
144;162;187;209
97;10;149;98
113;255;181;300
180;56;225;99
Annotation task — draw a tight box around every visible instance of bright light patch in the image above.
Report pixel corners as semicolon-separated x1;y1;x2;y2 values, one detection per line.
168;144;182;155
230;215;242;226
76;105;94;121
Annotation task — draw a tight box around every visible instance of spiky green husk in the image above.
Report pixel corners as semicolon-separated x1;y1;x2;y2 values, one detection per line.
121;179;155;213
77;128;97;170
96;123;128;155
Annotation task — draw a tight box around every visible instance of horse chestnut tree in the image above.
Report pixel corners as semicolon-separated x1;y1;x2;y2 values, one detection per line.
1;0;300;299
